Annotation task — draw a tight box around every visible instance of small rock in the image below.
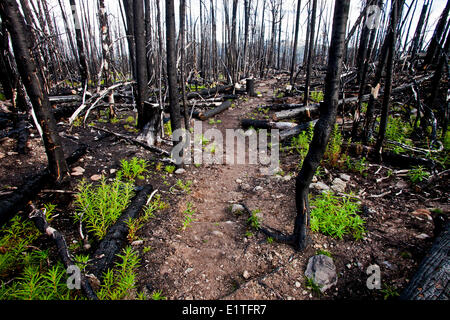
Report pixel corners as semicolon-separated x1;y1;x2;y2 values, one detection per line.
243;270;250;279
110;168;117;174
236;179;243;184
305;255;337;293
395;180;408;189
311;182;330;192
331;178;347;193
185;268;194;274
241;183;252;191
312;176;318;183
231;204;245;214
346;263;352;269
416;233;430;240
131;240;144;246
253;186;263;192
0;152;5;159
71;166;85;176
90;174;102;181
212;230;224;237
339;173;351;182
295;281;301;288
283;175;292;182
382;261;396;270
175;168;186;174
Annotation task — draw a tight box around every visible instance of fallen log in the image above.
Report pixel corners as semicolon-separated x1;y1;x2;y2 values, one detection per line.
273;104;320;121
342;143;438;169
29;202;98;300
0;145;87;228
280;120;317;141
400;220;449;300
90;125;170;156
87;185;153;280
241;119;297;130
193;100;232;120
186;85;234;100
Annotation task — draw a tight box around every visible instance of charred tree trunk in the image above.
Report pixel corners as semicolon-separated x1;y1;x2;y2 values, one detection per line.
410;0;429;62
68;0;89;85
292;0;349;250
165;0;182;133
423;0;450;67
0;0;69;183
375;0;405;156
180;0;190;130
304;0;318;105
290;0;302;84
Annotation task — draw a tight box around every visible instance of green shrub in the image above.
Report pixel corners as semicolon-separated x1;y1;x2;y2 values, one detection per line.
73;177;135;240
310;191;365;240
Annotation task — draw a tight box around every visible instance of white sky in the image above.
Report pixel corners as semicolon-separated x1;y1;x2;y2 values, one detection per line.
42;0;448;53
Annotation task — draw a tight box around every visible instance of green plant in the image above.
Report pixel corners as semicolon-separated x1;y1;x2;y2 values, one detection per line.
73;177;135;240
316;249;332;258
173;179;192;194
380;283;400;300
384;116;413;154
97;246;140;300
151;290;167;300
164;121;172;136
291;122;314;163
245;231;254;238
119;157;149;181
125;116;135;124
310;91;324;103
345;156;368;176
408;166;430;184
181;202;196;230
165;165;176;174
247;209;261;230
266;237;274;244
325;124;343;165
310;191;366;240
305;276;322;296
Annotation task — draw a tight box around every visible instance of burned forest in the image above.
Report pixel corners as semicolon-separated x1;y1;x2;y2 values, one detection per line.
0;0;449;304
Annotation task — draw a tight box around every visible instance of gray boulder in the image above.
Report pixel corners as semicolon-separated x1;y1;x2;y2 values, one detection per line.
305;254;337;292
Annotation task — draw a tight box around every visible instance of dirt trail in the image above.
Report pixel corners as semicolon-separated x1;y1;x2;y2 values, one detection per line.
135;77;438;301
137;79;310;300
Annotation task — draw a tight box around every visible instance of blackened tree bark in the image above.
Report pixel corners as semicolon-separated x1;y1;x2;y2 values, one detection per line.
165;0;182;132
121;0;136;78
410;0;429;62
304;0;318;106
423;0;450;67
292;0;350;250
261;0;350;251
0;0;69;183
180;0;190;130
69;0;89;86
375;0;405;156
210;0;218;80
133;0;148;129
290;0;302;84
362;0;403;144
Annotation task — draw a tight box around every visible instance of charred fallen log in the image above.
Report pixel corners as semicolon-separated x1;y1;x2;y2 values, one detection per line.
29;202;98;300
400;220;449;300
279;120;318;141
241;119;297;130
273;104;320;121
90;125;170;156
87;185;153;280
0;145;87;228
192;100;232;120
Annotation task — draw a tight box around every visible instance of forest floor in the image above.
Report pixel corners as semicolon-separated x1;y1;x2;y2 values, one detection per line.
0;74;448;300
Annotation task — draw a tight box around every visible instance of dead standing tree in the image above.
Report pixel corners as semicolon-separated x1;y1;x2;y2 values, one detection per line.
261;0;350;250
0;0;69;183
69;0;89;87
